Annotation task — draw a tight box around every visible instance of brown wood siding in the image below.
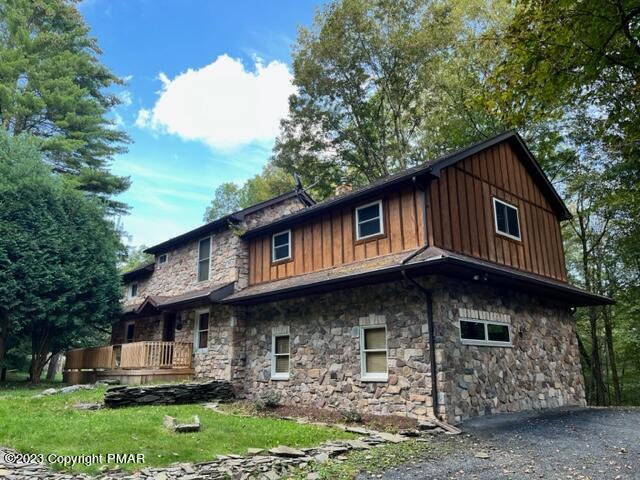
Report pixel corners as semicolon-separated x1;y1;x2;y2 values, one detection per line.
247;141;567;286
248;186;424;285
428;143;567;281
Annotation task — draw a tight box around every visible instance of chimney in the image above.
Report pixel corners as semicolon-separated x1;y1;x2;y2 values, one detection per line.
335;177;352;196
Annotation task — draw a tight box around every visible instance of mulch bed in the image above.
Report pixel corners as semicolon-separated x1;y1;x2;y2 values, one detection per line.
227;400;419;432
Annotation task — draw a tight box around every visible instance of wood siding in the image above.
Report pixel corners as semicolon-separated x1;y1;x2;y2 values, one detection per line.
248;186;425;285
428;143;567;281
247;141;567;285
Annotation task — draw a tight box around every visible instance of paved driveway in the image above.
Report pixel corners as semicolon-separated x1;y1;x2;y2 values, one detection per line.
361;407;640;480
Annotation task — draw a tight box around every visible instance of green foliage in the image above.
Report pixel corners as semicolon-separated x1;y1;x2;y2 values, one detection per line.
0;131;122;382
119;245;154;273
254;390;282;411
0;0;131;213
203;164;295;222
0;386;353;473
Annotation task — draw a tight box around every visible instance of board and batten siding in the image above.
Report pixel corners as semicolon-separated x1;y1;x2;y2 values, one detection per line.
427;142;567;281
248;186;425;285
248;140;568;286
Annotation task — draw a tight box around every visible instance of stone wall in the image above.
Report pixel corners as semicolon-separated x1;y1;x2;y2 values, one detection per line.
104;380;234;408
240;281;433;419
433;278;586;423
110;316;163;345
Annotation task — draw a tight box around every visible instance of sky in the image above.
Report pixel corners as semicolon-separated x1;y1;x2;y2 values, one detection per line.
78;0;323;249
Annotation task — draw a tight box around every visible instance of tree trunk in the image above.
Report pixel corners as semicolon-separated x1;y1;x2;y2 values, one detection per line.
603;306;622;404
0;309;9;370
588;306;607;405
46;352;60;381
30;326;50;385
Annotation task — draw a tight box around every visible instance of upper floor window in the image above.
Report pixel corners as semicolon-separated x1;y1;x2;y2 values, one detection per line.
355;200;384;240
360;325;388;381
493;198;521;240
272;230;291;263
128;283;138;298
195;310;209;351
157;253;168;265
198;237;211;282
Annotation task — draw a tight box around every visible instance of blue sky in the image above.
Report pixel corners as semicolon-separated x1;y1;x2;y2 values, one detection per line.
78;0;323;248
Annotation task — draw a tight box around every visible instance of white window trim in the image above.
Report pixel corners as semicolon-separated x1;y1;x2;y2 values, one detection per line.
459;318;513;347
196;236;211;283
360;325;388;382
492;197;522;241
124;320;135;343
272;229;292;263
157;253;169;265
194;308;210;352
271;334;290;380
355;200;384;241
128;283;138;299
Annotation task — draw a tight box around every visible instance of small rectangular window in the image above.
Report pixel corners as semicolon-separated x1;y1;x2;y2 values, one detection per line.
272;334;290;380
158;254;168;264
198;237;211;282
460;319;512;347
195;311;209;350
272;230;291;262
125;321;135;343
361;326;388;381
129;283;138;298
355;200;384;240
493;198;521;240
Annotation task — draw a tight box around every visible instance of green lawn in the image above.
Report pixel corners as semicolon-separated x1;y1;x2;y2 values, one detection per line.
0;384;354;474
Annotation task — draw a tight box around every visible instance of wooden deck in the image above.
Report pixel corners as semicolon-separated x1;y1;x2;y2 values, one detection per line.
63;341;194;385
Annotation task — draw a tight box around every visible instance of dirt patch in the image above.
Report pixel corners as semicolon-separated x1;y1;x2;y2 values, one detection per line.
224;400;418;432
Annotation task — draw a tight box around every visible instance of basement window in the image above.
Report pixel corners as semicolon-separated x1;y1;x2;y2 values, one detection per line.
460;319;512;347
272;230;292;262
272;334;290;380
360;325;388;381
355;200;384;240
493;198;521;240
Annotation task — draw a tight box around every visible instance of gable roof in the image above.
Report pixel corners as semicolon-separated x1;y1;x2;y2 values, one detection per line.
243;131;571;239
144;189;315;255
121;261;155;283
122;283;235;316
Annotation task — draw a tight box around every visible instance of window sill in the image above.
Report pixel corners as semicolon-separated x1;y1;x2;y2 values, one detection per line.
195;348;208;354
461;340;512;348
360;375;388;383
271;374;289;381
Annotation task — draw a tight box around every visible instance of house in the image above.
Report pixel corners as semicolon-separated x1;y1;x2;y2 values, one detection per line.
64;131;612;423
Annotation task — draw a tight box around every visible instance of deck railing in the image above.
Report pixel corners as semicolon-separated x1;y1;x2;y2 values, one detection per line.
64;341;193;371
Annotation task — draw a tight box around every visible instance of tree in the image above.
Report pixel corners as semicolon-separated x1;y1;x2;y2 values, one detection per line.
203;164;295;222
0;131;122;383
0;0;131;213
120;245;153;273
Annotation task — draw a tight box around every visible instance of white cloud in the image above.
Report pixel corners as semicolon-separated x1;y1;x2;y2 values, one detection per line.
135;54;295;149
119;90;133;106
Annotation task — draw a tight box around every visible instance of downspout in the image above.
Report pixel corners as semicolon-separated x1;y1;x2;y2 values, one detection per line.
401;175;440;420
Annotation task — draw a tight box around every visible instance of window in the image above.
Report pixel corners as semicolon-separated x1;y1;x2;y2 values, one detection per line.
158;254;168;264
125;321;135;343
493;198;521;240
272;230;291;262
271;334;290;380
360;326;388;381
355;200;384;240
194;310;209;351
460;319;512;346
197;237;211;282
128;283;138;298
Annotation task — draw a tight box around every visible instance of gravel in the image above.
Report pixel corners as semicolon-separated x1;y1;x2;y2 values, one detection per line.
359;407;640;480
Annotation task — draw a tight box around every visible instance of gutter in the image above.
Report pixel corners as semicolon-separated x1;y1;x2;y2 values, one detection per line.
400;177;441;420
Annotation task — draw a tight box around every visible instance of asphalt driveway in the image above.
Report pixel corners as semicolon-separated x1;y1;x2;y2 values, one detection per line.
361;407;640;480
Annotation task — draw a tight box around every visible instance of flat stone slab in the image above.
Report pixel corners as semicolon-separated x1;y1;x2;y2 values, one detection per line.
268;446;306;457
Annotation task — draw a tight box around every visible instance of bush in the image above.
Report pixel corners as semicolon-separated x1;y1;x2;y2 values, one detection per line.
255;391;282;411
340;409;363;423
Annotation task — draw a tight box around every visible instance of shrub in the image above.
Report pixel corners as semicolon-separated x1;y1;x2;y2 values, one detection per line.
340;409;363;423
255;391;281;411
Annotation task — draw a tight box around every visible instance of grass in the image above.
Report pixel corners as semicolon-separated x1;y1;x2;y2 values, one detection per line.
0;384;355;474
286;437;454;480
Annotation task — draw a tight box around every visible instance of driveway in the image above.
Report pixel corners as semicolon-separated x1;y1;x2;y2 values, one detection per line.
360;407;640;480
